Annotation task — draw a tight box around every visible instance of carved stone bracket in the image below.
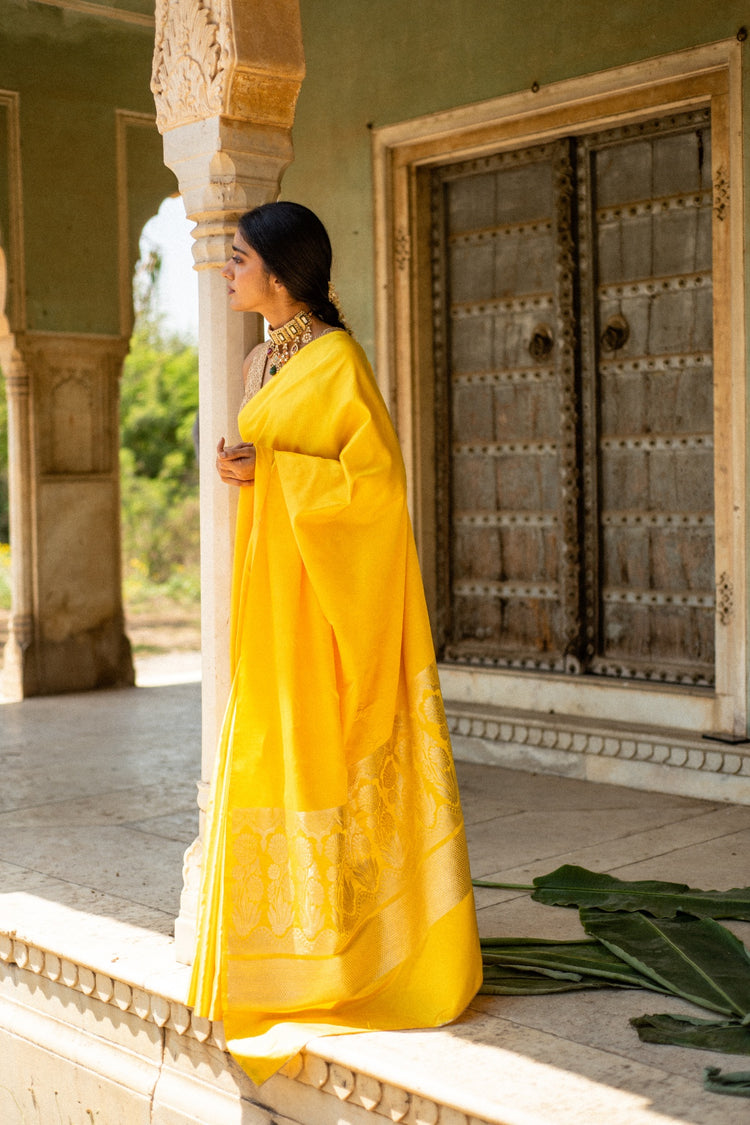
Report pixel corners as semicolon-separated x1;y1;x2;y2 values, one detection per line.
151;0;232;133
151;0;304;135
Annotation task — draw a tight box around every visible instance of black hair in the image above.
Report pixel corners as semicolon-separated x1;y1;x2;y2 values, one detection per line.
237;202;348;331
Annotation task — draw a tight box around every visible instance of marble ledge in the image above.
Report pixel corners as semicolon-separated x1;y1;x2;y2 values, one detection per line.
2;893;739;1124
0;895;499;1125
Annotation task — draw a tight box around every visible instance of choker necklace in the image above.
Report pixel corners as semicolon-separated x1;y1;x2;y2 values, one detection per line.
267;309;313;376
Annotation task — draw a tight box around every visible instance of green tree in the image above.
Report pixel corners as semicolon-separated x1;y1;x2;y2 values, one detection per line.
120;313;200;589
0;372;10;610
0;370;7;543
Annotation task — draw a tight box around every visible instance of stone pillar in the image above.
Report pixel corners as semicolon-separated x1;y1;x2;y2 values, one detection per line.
0;339;36;699
150;0;305;961
1;332;134;698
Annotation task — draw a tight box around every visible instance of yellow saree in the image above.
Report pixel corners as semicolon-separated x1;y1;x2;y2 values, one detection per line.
188;331;481;1085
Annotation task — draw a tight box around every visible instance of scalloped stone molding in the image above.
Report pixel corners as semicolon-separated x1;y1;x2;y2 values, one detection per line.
0;935;489;1125
445;703;750;803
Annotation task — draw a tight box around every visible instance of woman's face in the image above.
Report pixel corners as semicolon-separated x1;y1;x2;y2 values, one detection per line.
221;229;274;313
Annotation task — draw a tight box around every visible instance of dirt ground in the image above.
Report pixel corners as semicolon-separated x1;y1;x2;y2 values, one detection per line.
125;604;201;655
0;607;201;657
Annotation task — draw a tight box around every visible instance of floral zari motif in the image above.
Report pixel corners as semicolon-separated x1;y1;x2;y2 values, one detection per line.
227;664;469;959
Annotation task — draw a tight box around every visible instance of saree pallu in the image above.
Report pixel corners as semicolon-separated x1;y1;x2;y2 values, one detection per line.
188;332;481;1085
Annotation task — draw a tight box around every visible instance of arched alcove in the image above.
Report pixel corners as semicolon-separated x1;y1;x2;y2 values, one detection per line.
120;195;201;684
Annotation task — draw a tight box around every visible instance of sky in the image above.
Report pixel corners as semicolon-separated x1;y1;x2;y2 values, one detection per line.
138;194;199;341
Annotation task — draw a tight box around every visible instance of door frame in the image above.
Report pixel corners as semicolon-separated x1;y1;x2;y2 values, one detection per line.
372;39;746;737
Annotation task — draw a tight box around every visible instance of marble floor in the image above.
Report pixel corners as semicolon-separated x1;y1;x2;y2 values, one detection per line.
2;659;750;1123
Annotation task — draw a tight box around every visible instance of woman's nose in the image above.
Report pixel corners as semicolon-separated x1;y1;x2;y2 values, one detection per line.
221;261;232;278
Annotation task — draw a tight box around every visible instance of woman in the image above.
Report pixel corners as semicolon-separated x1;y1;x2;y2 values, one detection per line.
188;201;481;1086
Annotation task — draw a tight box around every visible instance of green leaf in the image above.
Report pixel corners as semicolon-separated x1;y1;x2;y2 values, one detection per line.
473;880;534;891
531;864;750;920
481;936;594;950
704;1068;750;1097
481;937;672;992
581;909;750;1019
632;1013;750;1055
480;964;625;995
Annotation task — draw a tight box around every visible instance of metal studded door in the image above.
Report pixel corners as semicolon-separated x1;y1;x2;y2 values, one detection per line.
432;108;714;685
432;140;582;672
579;112;714;685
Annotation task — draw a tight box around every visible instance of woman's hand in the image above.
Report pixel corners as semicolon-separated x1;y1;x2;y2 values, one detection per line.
216;437;256;486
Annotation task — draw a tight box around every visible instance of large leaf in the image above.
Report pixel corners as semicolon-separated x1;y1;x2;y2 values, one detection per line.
704;1068;750;1097
581;908;750;1019
481;937;672;992
480;936;580;948
480;964;624;995
632;1013;750;1055
530;865;750;920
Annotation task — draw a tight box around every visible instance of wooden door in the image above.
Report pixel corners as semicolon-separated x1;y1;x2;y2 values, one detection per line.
579;113;714;685
431;107;714;685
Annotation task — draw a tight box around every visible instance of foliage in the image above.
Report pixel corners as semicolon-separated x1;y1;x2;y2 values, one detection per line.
480;936;671;992
704;1067;750;1097
0;254;201;617
632;1014;750;1055
0;540;9;611
0;370;7;544
476;863;750;921
476;866;750;1099
120;311;200;594
580;907;750;1019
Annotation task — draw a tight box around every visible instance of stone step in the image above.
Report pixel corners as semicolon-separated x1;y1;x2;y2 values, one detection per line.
0;898;500;1125
445;700;750;805
0;892;741;1125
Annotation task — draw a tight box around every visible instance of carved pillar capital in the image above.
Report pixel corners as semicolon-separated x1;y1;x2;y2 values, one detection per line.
0;337;29;395
161;115;298;268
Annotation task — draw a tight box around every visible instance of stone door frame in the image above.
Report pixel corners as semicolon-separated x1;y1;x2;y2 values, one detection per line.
372;39;747;738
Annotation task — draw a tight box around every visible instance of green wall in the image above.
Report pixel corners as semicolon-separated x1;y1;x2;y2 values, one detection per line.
283;0;750;360
0;0;174;335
